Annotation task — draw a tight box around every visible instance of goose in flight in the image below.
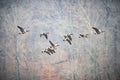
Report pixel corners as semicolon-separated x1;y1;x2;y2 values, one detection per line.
92;27;105;34
17;26;29;34
42;49;51;55
63;38;72;45
79;34;89;38
49;40;59;49
64;33;73;41
40;32;49;39
47;47;55;54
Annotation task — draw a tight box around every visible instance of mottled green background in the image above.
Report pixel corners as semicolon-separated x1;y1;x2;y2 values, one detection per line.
0;0;120;80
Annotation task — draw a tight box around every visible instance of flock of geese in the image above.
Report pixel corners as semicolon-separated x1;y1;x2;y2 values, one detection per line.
17;26;105;55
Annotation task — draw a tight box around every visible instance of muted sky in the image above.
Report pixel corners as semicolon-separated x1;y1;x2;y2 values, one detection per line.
0;0;120;80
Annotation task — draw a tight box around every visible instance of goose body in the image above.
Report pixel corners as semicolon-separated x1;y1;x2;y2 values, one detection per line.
17;26;29;34
63;38;72;45
64;34;73;41
49;40;59;49
42;49;51;55
42;47;56;55
40;32;49;39
47;47;55;54
92;27;105;34
79;34;89;38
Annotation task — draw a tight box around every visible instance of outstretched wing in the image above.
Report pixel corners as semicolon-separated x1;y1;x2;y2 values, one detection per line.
92;27;99;33
49;40;54;47
46;51;51;55
42;49;51;55
48;48;55;54
44;34;48;39
45;32;49;39
68;35;72;41
17;26;24;32
67;39;72;45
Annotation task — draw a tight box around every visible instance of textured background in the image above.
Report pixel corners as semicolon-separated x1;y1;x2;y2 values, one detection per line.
0;0;120;80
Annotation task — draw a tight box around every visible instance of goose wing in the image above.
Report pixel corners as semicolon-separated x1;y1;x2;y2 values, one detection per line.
92;27;99;33
67;39;72;45
46;51;51;55
47;48;52;52
45;32;49;39
49;40;55;47
44;34;48;39
45;49;51;55
52;49;55;53
68;35;72;41
17;26;24;32
48;48;55;54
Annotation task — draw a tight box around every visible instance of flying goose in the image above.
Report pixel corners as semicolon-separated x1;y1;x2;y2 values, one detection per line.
17;26;29;34
63;38;72;45
79;34;89;38
92;27;105;34
40;32;49;39
47;47;55;54
64;33;73;41
49;40;59;49
42;49;51;55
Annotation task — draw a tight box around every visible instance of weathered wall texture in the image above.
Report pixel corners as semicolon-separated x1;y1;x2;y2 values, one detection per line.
0;0;120;80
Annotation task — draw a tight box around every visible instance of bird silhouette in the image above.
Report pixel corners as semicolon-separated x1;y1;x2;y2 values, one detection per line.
64;33;73;41
42;47;56;55
92;27;105;34
47;47;55;54
63;38;72;45
17;26;29;34
49;40;59;49
79;34;89;38
42;49;51;55
40;32;49;39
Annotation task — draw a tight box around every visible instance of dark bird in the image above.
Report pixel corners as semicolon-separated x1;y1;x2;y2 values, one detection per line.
49;40;59;49
79;34;89;38
42;49;51;55
40;32;49;39
92;27;105;34
63;38;72;45
17;26;29;34
64;33;73;41
47;47;55;54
